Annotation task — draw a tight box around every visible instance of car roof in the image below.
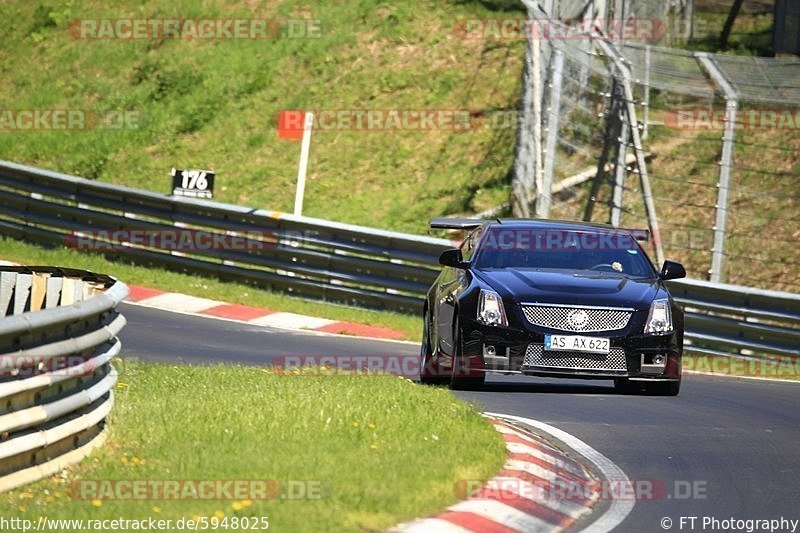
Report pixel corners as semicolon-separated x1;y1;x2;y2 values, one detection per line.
485;219;629;232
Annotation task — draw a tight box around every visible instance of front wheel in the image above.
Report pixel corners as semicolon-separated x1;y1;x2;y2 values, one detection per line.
420;309;448;385
614;377;633;394
643;380;681;396
450;372;485;391
449;318;485;391
616;378;680;396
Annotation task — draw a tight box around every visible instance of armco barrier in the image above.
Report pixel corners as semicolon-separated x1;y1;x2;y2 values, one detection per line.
0;265;128;492
0;160;445;313
666;278;800;358
0;160;797;358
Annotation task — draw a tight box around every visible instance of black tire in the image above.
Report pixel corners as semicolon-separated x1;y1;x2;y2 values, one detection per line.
643;380;681;396
420;309;448;385
449;317;485;391
617;378;681;396
614;377;633;394
450;373;485;390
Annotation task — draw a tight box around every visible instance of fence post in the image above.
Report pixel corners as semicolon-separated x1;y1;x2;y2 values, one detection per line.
532;20;546;217
624;79;664;265
594;0;608;19
584;77;622;222
595;36;665;265
512;13;536;218
696;53;737;283
610;91;629;227
541;48;565;219
642;45;651;140
544;0;554;17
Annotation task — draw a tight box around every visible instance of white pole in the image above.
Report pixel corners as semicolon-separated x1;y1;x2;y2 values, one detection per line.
532;27;545;217
293;112;313;216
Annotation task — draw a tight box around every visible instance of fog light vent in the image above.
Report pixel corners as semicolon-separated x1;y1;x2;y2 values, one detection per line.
640;353;667;374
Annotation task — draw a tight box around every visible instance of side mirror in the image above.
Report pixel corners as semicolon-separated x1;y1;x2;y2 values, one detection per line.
439;249;468;269
659;260;686;281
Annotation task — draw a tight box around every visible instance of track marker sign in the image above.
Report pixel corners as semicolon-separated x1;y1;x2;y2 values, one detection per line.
171;168;214;199
276;110;314;216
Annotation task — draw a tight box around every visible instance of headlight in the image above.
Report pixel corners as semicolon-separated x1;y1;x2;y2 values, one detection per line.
478;289;507;327
644;298;672;334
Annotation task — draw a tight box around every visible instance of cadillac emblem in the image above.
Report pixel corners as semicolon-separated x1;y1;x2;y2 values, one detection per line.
568;309;589;330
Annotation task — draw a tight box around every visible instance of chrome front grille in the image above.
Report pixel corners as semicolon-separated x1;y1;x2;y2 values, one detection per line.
523;344;627;371
521;304;633;332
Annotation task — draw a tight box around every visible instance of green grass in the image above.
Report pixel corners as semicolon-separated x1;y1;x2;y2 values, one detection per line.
1;0;794;308
0;360;507;532
554;106;800;292
0;236;423;341
687;1;775;55
642;123;798;291
0;0;524;234
0;0;523;332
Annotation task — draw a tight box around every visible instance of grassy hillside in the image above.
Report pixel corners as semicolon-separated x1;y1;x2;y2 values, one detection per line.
564;122;800;292
1;1;796;293
688;0;775;55
0;0;524;234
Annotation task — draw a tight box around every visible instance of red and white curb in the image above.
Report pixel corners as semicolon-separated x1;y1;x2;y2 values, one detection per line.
125;285;407;341
0;260;404;340
390;414;624;533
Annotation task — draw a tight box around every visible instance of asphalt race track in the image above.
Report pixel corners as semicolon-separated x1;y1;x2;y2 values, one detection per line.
120;303;800;531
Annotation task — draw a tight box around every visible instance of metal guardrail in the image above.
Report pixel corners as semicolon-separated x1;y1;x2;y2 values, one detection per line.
666;278;800;359
0;160;446;313
0;265;128;492
0;160;797;358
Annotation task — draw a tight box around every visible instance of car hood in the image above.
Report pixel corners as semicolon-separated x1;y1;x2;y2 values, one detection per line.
475;269;660;309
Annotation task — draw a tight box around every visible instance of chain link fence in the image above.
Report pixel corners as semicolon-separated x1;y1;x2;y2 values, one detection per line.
512;0;800;292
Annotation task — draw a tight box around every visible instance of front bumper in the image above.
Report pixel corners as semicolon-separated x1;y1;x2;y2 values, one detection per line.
459;318;682;380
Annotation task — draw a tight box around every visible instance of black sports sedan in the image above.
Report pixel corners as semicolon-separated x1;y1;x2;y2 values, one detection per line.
420;218;686;395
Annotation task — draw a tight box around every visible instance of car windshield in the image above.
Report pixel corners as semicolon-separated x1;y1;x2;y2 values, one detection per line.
473;227;657;278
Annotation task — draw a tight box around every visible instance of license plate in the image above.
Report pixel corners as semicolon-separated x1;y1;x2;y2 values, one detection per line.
544;334;610;354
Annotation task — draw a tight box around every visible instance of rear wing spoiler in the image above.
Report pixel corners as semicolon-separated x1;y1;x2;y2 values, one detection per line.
629;228;650;242
429;218;649;241
429;217;485;230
